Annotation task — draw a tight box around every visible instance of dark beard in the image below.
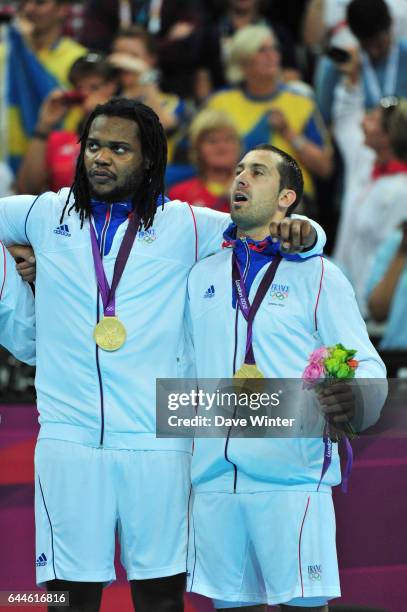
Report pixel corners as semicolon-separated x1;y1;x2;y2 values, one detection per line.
88;167;144;204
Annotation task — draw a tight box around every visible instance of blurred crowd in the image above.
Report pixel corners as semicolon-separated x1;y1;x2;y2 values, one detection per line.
0;0;407;374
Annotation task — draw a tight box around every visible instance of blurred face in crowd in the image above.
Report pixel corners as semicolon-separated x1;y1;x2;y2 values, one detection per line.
198;128;240;173
231;149;290;232
243;34;281;83
112;35;155;90
229;0;258;13
74;74;117;99
359;30;392;63
113;35;154;66
19;0;68;34
362;108;391;152
84;115;144;202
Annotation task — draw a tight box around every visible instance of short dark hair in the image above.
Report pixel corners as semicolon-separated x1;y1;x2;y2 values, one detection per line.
252;144;304;210
61;97;167;230
347;0;391;40
68;53;119;88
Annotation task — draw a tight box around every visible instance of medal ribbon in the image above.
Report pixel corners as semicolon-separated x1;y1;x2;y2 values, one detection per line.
361;42;399;105
341;436;353;493
90;212;140;317
317;422;333;492
317;423;354;493
232;252;282;365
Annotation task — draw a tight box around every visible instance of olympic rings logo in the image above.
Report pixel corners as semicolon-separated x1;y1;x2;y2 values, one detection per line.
270;291;288;300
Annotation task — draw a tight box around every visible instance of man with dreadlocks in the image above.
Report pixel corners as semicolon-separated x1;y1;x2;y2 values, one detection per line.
0;98;326;612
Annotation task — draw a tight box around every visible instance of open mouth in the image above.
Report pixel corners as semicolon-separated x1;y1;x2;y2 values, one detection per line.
233;192;249;204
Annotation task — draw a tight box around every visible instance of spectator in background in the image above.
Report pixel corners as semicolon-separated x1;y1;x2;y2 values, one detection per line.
168;109;240;213
324;0;407;260
338;97;407;316
79;0;219;100
367;224;407;349
16;0;85;84
205;24;332;212
156;1;223;101
80;0;204;52
80;0;159;51
109;26;187;161
303;0;407;52
17;54;119;194
205;0;301;88
2;0;86;173
314;0;407;126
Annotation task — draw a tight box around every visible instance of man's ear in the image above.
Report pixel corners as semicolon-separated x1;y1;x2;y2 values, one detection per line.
277;189;297;210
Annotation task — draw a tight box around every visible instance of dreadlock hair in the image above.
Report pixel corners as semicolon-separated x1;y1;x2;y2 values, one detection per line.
252;144;304;212
60;97;167;230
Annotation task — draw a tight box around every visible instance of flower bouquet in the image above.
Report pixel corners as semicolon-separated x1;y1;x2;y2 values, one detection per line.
302;343;359;439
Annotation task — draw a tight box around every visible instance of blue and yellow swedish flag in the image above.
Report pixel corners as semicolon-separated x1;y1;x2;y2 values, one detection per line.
1;25;85;174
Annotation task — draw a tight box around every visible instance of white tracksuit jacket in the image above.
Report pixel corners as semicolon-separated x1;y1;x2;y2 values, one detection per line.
187;237;387;493
0;189;325;450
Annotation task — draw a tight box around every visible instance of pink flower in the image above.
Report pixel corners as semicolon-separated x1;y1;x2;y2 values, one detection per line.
309;347;329;365
302;362;325;386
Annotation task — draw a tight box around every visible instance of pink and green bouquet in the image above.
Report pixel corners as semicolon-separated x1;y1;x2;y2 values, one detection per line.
302;343;359;440
302;344;359;388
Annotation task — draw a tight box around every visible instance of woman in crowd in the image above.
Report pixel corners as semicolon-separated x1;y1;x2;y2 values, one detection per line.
204;24;333;211
209;0;300;83
168;109;240;212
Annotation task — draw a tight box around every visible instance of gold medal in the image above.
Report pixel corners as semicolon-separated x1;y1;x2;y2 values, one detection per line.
93;316;127;351
233;363;264;379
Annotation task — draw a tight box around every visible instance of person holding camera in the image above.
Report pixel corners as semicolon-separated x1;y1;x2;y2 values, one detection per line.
315;0;407;127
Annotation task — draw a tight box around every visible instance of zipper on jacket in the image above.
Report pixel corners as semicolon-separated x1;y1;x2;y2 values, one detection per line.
225;239;251;493
95;206;112;447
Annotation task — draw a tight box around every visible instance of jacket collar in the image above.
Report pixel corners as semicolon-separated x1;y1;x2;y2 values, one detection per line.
90;199;133;218
222;222;281;257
